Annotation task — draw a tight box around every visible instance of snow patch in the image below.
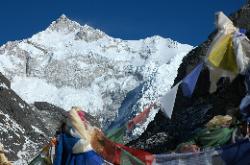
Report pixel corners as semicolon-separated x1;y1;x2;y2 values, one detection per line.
0;82;8;89
31;125;45;135
16;136;38;164
0;111;25;134
12;76;104;114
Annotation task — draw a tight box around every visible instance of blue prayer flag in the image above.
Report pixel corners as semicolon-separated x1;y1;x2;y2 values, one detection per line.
54;134;64;165
105;82;145;132
181;63;203;97
245;68;250;95
239;68;250;121
240;28;247;34
53;134;103;165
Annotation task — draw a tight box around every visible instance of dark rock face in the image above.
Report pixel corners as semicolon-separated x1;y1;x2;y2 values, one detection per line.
31;102;68;136
0;76;101;162
130;4;249;153
0;67;103;162
33;102;101;129
231;3;250;32
0;73;48;161
0;72;10;88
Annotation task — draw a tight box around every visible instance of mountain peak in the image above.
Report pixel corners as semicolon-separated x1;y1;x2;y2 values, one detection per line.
56;14;76;25
59;14;68;20
45;14;107;41
48;14;81;33
83;24;92;29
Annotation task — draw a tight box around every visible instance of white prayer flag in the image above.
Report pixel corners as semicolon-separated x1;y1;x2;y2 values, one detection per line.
159;82;181;119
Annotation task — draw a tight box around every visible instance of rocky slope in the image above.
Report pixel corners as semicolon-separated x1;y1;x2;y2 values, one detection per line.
0;73;51;163
0;72;102;163
129;3;249;153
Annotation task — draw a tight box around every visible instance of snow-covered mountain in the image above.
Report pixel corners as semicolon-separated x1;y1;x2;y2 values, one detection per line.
0;14;192;135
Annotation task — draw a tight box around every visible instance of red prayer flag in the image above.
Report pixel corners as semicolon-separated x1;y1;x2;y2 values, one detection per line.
128;103;154;130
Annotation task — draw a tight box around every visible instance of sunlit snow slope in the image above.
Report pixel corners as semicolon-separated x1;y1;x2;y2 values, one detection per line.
0;15;193;131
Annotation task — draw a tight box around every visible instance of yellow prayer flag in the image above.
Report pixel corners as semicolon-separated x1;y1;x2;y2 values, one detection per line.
208;34;238;73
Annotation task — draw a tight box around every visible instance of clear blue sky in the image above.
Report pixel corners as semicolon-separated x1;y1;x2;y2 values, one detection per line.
0;0;245;46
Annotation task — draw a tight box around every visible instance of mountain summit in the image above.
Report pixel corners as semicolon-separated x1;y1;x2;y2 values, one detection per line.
48;14;106;41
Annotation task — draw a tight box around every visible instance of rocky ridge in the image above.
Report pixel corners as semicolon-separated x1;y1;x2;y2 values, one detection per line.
129;3;249;153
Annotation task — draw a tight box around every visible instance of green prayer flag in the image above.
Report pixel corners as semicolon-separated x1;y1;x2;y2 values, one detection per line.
195;127;234;148
106;125;127;144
